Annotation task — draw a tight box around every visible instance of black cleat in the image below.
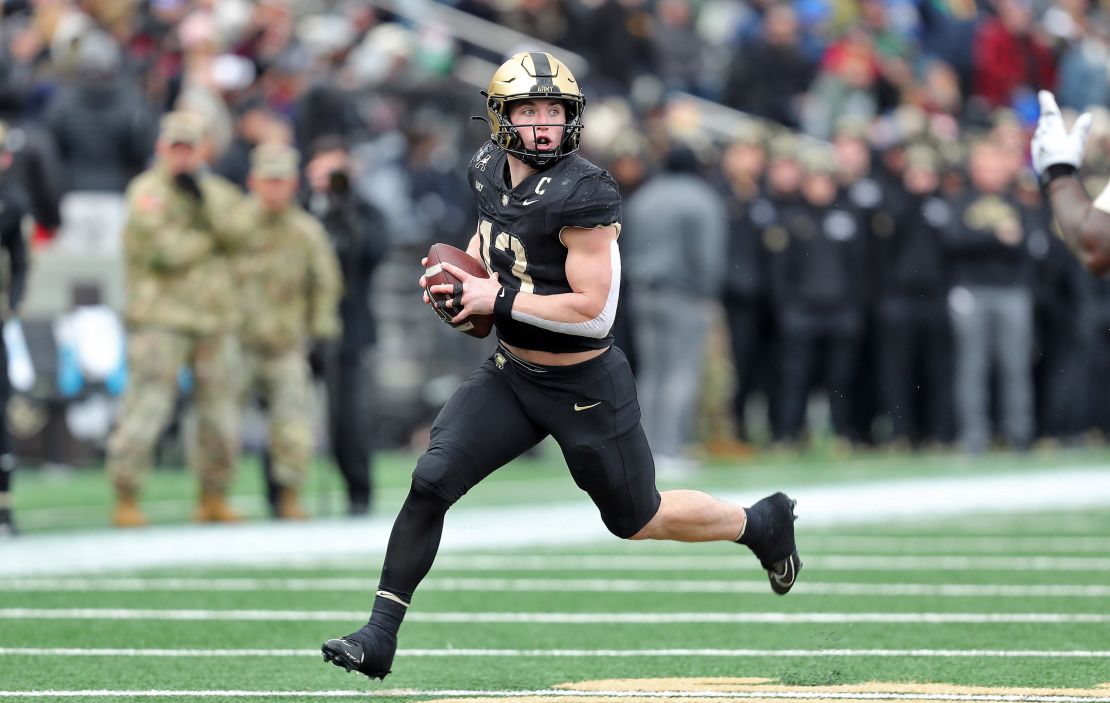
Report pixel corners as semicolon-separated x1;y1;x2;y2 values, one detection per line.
321;626;395;680
747;492;802;595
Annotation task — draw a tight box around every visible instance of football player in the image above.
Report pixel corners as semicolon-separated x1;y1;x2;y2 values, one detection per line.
1031;90;1110;274
321;52;803;681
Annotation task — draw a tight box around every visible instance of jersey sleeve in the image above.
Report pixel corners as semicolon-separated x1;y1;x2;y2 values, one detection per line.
559;173;622;231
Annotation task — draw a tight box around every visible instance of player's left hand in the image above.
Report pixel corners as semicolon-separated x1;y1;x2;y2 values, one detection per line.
1032;90;1093;176
428;262;502;323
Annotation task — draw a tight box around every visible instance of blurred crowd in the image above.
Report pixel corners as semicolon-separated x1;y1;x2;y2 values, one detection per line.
0;0;1108;513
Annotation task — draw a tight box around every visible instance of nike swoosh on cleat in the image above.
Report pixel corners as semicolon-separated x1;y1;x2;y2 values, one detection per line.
772;559;795;589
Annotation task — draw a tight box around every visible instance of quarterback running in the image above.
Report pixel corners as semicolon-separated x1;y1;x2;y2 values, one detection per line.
320;51;803;681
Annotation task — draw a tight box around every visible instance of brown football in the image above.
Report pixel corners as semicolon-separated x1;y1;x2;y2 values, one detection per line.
424;243;494;338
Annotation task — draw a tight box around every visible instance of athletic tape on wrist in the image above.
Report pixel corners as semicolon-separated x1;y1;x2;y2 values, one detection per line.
1040;163;1078;189
494;286;519;325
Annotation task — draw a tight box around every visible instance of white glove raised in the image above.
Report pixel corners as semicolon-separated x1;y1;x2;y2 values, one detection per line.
1032;90;1092;177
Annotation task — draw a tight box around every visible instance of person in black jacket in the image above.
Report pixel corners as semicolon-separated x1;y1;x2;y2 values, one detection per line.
0;127;30;536
940;137;1033;452
772;147;867;445
876;145;953;447
304;136;387;516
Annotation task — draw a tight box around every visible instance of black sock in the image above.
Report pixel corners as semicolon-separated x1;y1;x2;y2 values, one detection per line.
362;592;409;638
357;482;452;641
735;506;767;548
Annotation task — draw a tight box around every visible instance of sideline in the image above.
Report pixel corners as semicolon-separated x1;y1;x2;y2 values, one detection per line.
2;466;1109;577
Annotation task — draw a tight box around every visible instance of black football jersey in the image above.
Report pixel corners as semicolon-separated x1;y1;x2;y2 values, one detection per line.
468;142;622;353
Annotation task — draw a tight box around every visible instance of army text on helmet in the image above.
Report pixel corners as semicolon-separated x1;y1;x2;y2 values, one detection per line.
482;51;585;170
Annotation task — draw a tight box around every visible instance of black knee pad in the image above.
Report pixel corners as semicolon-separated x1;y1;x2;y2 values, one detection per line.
411;447;471;506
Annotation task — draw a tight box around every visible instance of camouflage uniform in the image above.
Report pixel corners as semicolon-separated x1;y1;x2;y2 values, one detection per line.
232;144;342;498
107;113;245;515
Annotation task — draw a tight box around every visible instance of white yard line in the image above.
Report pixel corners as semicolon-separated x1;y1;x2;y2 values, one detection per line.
3;466;1110;577
786;536;1110;554
1;690;1109;701
1;608;1108;624
1;647;1109;659
428;555;1110;572
3;577;1108;598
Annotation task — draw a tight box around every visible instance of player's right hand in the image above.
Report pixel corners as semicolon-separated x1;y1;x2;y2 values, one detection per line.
1032;90;1093;176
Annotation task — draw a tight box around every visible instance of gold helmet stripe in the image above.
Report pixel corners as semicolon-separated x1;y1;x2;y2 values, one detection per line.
529;51;555;92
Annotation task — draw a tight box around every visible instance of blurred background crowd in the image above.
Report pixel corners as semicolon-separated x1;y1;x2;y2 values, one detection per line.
1;0;1110;513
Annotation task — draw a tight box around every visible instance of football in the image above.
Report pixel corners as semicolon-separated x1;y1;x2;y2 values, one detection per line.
424;243;494;338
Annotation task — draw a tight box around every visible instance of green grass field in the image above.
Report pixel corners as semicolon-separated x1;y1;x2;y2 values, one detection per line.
2;446;1109;702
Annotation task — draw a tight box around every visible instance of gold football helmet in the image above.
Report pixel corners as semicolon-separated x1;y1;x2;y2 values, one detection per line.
482;51;585;169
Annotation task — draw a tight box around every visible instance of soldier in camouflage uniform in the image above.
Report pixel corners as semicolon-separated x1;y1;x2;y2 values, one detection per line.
231;142;342;519
108;111;245;527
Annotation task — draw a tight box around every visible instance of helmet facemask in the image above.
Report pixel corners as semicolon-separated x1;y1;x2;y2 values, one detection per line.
487;96;584;169
481;52;585;170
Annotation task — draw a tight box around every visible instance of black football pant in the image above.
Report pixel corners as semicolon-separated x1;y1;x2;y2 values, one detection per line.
379;344;660;599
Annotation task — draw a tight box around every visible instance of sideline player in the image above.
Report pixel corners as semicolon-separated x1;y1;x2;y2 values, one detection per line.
1031;90;1110;274
321;52;802;681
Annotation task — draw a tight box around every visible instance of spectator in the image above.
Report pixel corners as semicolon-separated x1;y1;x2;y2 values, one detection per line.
722;4;815;129
971;0;1055;112
940;137;1033;452
717;122;779;444
625;144;727;473
303;136;388;516
44;29;154;253
106;111;245;528
876;146;953;447
0;124;30;536
232;142;343;520
772;147;867;447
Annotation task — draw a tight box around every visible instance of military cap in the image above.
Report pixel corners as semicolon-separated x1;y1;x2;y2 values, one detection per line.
834;115;870;141
904;144;940;172
159;111;206;146
733;120;769;147
250;142;300;179
799;146;838;175
768;131;799;160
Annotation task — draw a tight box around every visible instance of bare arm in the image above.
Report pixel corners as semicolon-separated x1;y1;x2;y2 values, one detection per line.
432;224;620;337
1046;175;1110;276
509;225;617;326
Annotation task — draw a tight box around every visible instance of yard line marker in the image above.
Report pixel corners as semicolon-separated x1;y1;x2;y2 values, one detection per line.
429;555;1110;572
1;647;1109;659
788;536;1110;554
10;553;1110;576
1;690;1110;701
3;577;1109;598
2;609;1109;625
1;689;1110;701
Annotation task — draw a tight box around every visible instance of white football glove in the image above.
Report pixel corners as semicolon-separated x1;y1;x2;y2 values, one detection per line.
1031;90;1092;176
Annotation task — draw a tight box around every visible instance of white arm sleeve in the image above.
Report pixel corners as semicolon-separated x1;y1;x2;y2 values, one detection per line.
1093;180;1110;214
510;240;620;339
